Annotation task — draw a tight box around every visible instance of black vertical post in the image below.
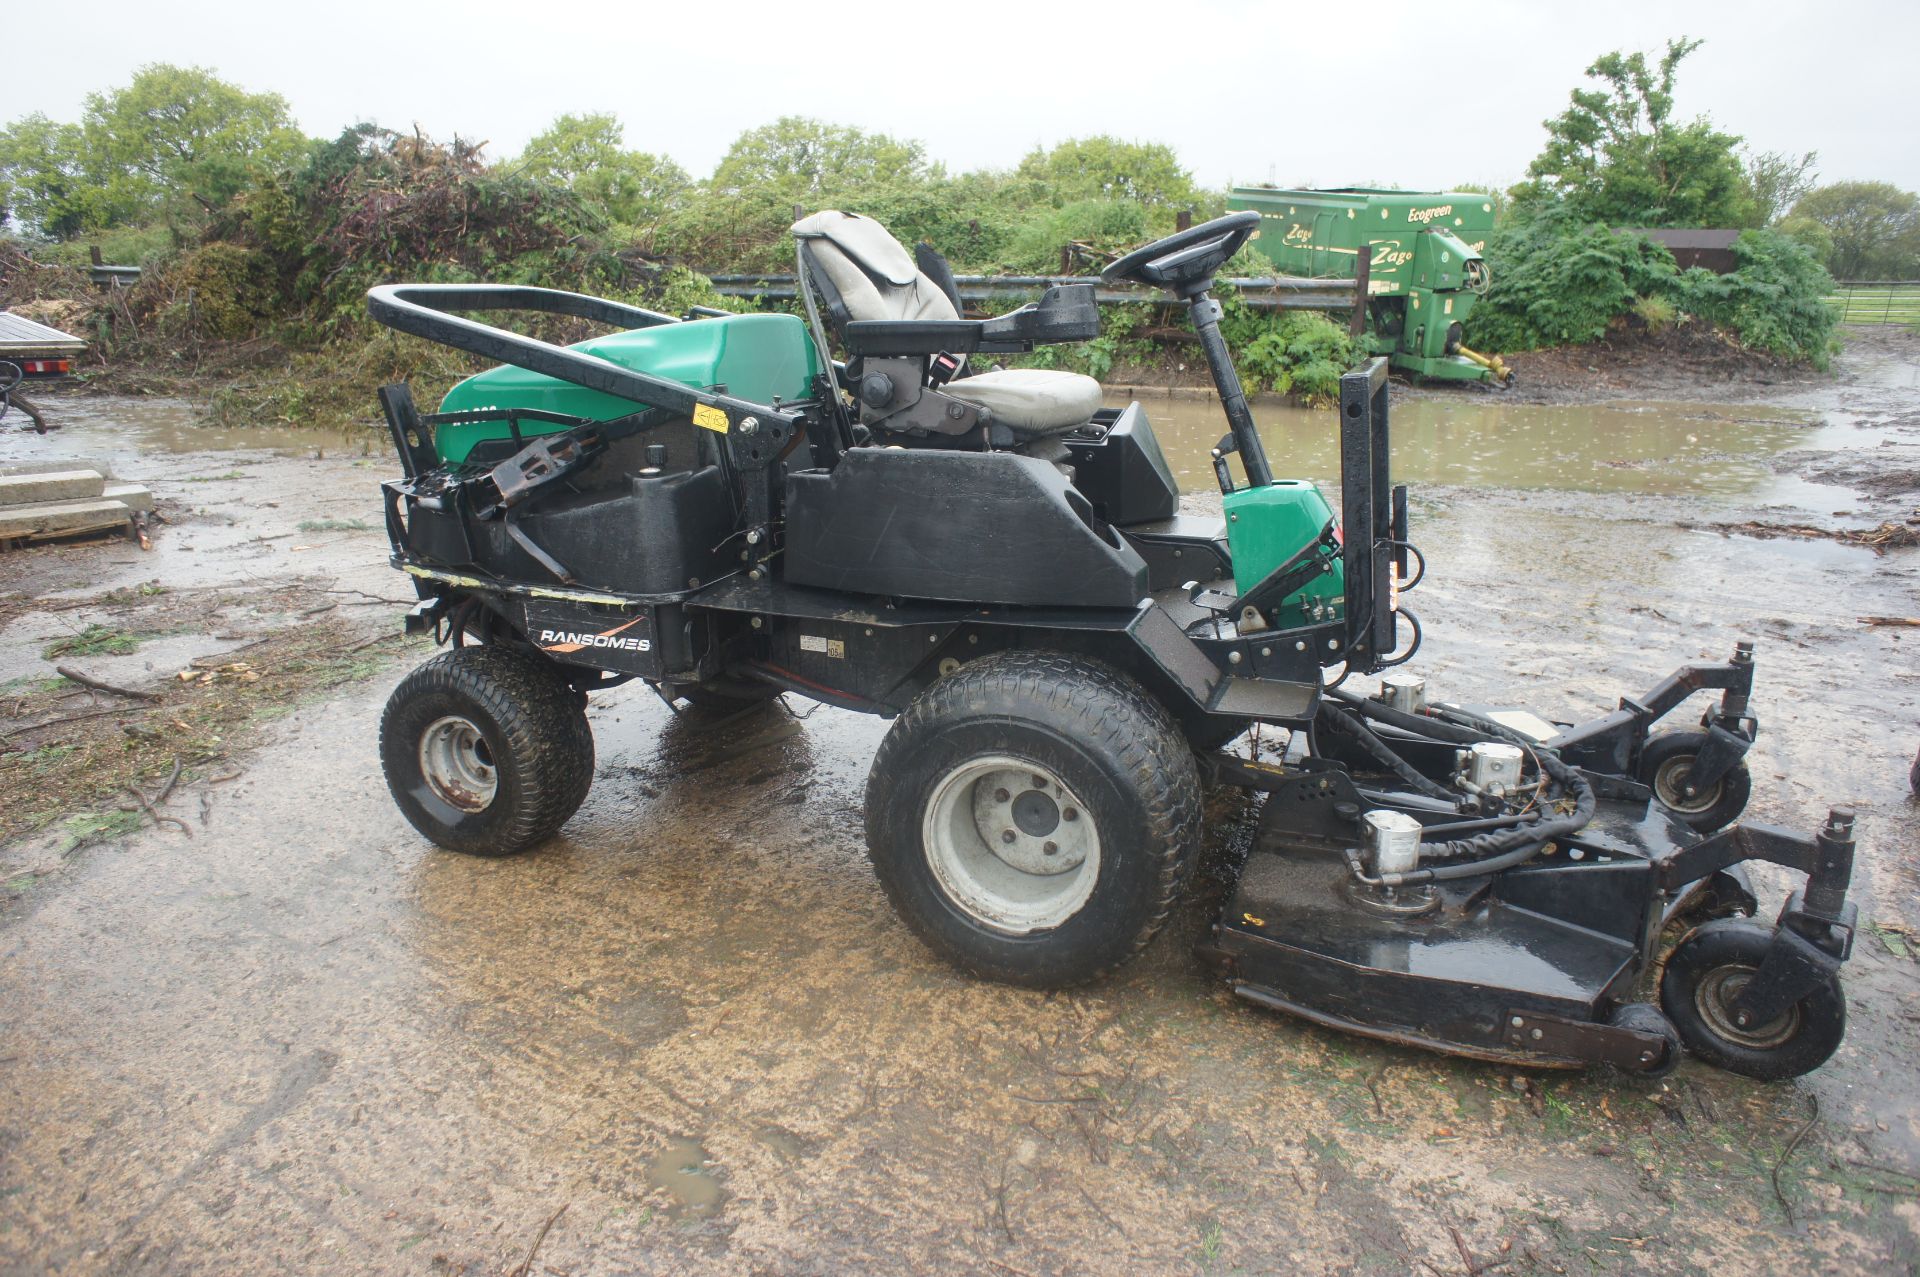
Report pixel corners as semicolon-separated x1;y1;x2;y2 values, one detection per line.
1368;371;1395;658
1176;208;1193;232
1350;247;1371;341
1340;358;1393;670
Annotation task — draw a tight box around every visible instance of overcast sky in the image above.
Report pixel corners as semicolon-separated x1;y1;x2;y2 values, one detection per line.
3;0;1913;197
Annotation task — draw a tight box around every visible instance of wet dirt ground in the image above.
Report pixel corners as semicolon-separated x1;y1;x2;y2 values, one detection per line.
2;334;1917;1276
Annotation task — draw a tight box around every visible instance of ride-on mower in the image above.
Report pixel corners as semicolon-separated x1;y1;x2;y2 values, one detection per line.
368;211;1858;1080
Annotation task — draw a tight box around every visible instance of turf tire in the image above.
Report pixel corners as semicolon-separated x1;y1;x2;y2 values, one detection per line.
863;651;1203;988
381;644;594;856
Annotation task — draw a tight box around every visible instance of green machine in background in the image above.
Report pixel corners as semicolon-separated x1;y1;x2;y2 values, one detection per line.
1227;187;1513;386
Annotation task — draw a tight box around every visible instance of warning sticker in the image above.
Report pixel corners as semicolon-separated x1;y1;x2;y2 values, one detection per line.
692;403;729;433
799;634;827;653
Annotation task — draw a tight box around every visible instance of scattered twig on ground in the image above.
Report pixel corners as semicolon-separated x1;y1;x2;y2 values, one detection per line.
55;666;160;701
323;588;411;604
505;1201;568;1277
1772;1094;1820;1226
17;706;136;733
1860;616;1920;627
190;637;276;668
123;784;190;837
345;632;402;654
297;602;338;617
207;770;246;784
153;756;183;805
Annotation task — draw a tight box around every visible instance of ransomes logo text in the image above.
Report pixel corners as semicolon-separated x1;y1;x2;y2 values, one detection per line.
539;628;651;652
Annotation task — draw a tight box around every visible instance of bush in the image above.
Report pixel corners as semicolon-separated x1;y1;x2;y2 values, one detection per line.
1473;207;1678;351
1668;229;1837;367
137;240;276;340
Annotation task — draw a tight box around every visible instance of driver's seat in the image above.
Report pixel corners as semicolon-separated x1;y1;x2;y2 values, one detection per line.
791;210;1103;436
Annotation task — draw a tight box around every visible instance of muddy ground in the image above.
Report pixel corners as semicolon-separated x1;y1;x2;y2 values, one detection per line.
1;332;1917;1276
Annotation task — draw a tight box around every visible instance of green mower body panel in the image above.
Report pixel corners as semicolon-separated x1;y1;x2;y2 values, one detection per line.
1227;187;1505;384
435;313;817;464
1223;480;1345;625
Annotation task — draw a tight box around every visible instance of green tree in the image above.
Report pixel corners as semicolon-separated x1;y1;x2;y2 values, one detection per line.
1788;181;1919;279
515;112;690;227
710;117;928;203
1743;150;1818;226
1514;38;1752;227
0;114;126;237
0;64;306;237
1016;137;1196;209
83;64;307;222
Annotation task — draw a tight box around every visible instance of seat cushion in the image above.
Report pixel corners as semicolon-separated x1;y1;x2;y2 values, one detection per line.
943;369;1103;435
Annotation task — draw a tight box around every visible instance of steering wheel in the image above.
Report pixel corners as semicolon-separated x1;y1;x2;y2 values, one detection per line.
1101;211;1261;295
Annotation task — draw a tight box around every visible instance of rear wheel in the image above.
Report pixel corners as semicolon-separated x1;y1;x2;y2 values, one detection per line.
381;645;594;856
1659;919;1845;1080
864;652;1202;988
1640;730;1752;832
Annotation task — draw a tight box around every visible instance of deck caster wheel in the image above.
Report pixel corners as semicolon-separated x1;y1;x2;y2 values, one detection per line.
864;652;1202;988
1640;730;1752;832
1607;1003;1681;1078
381;645;595;856
1659;920;1845;1080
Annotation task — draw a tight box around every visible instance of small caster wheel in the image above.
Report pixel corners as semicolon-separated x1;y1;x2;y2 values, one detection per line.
1640;731;1753;832
1659;919;1845;1080
1607;1002;1681;1078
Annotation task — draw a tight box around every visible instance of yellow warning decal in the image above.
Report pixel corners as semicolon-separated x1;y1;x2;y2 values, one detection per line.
692;403;728;433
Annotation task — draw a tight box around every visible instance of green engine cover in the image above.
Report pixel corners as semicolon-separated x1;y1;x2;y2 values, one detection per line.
1223;479;1345;627
434;312;818;464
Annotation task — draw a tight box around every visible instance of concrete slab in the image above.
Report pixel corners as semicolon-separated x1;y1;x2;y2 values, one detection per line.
0;457;114;480
0;469;105;505
0;496;134;541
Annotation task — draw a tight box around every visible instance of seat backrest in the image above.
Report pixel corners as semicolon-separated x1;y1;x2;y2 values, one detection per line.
791;210;959;327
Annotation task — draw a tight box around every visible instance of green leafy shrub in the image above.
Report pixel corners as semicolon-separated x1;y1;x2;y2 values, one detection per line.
1667;229;1837;366
1473;208;1678;351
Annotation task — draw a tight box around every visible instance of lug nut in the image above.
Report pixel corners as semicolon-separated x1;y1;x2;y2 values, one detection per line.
995;788;1010;802
1032;775;1048;789
1043;842;1059;856
1001;830;1016;844
1063;808;1079;822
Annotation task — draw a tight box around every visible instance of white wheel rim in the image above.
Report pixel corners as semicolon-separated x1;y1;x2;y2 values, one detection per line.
922;755;1100;935
419;714;497;811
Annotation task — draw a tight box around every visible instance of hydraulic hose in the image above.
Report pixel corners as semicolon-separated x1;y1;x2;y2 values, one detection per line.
1317;702;1456;802
1319;686;1599;879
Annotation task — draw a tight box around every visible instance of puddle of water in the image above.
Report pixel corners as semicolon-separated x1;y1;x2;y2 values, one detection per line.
644;1136;725;1219
3;396;382;466
1121;394;1824;498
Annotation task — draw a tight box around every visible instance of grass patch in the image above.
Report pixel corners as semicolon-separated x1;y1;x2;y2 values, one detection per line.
2;675;68;696
42;625;142;660
182;470;244;482
3;610;421;850
296;518;370;533
54;809;145;854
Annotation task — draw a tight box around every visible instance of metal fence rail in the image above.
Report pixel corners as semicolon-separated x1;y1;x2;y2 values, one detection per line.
1825;281;1920;325
704;272;1360;314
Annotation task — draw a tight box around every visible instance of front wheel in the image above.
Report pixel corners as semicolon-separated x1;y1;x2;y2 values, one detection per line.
1659;919;1845;1080
864;652;1203;988
381;645;595;856
1640;730;1752;832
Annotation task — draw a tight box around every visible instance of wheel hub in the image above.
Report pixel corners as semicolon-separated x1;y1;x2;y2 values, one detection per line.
419;714;497;812
1654;758;1721;813
925;756;1101;934
1697;965;1799;1048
